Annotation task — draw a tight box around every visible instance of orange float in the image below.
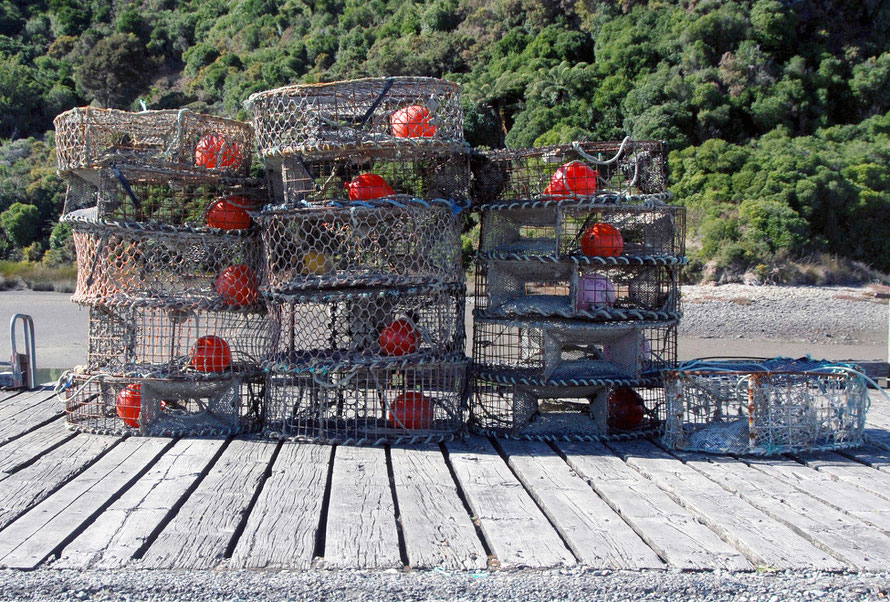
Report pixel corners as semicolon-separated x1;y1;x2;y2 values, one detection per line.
543;161;598;198
206;196;252;230
390;105;437;138
215;264;258;306
190;335;232;372
379;319;420;356
116;383;142;428
608;387;646;430
195;134;242;170
345;173;395;201
389;391;434;430
580;223;624;257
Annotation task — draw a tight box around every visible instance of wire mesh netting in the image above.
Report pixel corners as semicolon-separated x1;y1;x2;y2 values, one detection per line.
478;201;685;260
470;140;668;204
470;379;664;438
472;317;676;385
54;107;254;176
264;284;465;370
60;371;264;436
269;149;470;206
662;358;870;455
61;167;265;228
474;261;680;322
259;199;464;292
264;359;467;443
87;304;267;377
66;216;264;310
247;77;465;158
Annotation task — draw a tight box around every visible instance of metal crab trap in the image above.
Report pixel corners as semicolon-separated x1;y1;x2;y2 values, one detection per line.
473;317;677;385
58;370;264;436
478;200;685;260
258;198;464;292
470;139;668;204
61;165;265;228
474;261;680;322
87;304;267;378
663;358;871;455
247;77;465;158
65;214;264;310
264;283;465;369
54;107;254;177
264;358;468;444
471;377;665;439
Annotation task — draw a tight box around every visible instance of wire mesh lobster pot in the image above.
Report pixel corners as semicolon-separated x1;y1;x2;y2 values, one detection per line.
259;199;463;292
470;140;668;204
264;358;467;444
60;371;263;436
264;283;465;369
471;377;665;438
54;107;254;177
473;317;677;384
247;77;465;158
474;260;680;322
61;166;265;228
478;199;685;259
66;215;264;310
663;359;870;455
266;147;470;206
87;304;267;378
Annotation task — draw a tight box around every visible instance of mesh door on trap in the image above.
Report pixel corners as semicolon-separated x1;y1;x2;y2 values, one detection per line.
66;216;263;309
471;378;664;438
474;260;680;321
259;199;463;292
470;140;668;204
54;107;254;176
264;284;465;368
269;148;470;206
61;166;264;228
663;359;870;455
264;360;467;443
472;318;677;384
247;77;465;157
61;372;263;436
478;201;685;260
87;304;267;377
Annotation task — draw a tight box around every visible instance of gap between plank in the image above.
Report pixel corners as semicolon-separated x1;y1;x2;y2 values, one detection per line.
2;424;79;477
311;444;337;562
383;445;410;568
224;440;284;559
438;442;495;561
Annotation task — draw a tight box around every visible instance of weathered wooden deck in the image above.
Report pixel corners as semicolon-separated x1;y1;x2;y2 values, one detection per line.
2;385;890;572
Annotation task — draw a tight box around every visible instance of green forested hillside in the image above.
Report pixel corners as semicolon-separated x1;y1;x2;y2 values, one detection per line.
1;0;889;281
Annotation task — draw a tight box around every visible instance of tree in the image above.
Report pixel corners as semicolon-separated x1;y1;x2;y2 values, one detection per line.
1;203;40;248
74;33;155;108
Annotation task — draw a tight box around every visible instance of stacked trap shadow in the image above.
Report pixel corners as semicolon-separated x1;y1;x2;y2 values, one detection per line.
469;140;685;439
247;77;470;444
54;107;267;436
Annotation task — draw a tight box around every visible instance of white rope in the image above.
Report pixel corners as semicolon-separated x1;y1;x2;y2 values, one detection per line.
572;136;632;166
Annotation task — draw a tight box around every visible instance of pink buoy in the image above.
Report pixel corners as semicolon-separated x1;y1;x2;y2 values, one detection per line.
575;273;617;311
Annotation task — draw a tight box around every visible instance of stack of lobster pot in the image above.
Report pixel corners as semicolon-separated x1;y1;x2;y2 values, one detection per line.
53;107;267;436
469;140;685;439
247;77;470;444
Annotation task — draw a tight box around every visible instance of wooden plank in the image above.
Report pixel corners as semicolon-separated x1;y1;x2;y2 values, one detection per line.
54;438;225;570
139;439;276;570
446;437;576;569
0;434;119;530
843;444;890;471
557;440;751;571
0;417;73;475
796;451;890;502
499;439;664;570
865;427;890;451
0;387;54;414
681;451;890;570
230;442;330;570
745;456;890;534
323;445;401;569
0;437;169;569
0;395;65;443
390;445;488;570
611;439;846;571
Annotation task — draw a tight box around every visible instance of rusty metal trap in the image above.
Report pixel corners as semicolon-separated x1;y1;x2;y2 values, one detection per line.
61;165;265;228
470;378;665;439
474;261;680;322
263;359;467;444
264;284;465;370
86;304;267;378
258;198;464;293
247;77;465;158
54;107;254;177
65;214;264;310
57;371;264;436
662;358;871;455
470;139;668;204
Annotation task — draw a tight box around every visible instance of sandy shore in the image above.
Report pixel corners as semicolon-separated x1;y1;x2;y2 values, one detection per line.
0;285;884;372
